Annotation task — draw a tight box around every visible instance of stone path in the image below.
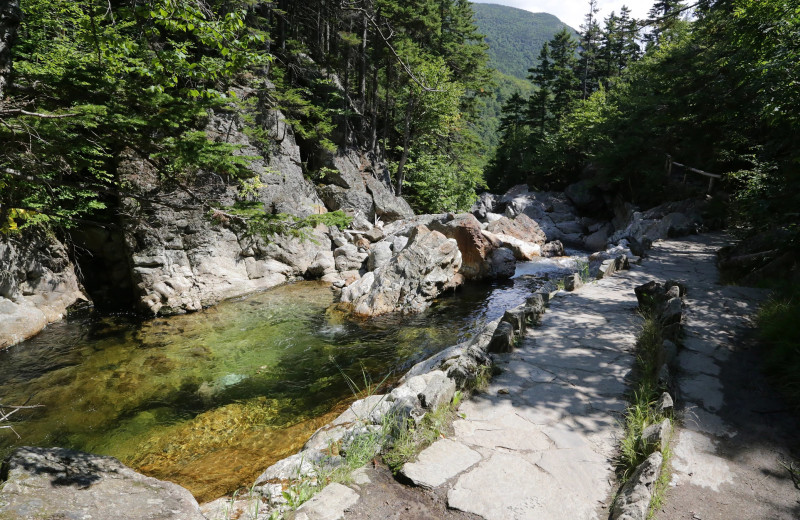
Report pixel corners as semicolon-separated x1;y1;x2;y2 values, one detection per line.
341;233;799;520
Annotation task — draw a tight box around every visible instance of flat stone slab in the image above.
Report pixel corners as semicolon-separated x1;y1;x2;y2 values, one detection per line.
292;482;359;520
400;439;481;489
448;451;603;520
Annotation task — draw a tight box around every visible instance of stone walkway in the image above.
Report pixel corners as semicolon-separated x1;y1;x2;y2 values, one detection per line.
341;233;799;520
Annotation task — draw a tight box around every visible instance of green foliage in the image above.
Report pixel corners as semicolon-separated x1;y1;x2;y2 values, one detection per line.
471;3;577;80
616;308;671;482
383;401;455;474
1;0;268;229
212;202;352;244
757;284;800;413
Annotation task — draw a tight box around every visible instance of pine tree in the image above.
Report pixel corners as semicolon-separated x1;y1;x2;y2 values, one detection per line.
576;0;602;99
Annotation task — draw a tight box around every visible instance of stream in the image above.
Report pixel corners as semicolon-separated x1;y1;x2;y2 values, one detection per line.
0;253;586;502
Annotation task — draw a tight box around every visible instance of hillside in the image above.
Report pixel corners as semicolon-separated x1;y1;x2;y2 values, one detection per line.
471;2;577;80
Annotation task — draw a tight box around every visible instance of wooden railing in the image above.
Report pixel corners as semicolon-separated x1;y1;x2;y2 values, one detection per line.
665;154;721;193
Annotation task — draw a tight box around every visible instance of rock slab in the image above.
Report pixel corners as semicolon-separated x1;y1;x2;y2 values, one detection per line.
400;439;481;489
0;446;205;520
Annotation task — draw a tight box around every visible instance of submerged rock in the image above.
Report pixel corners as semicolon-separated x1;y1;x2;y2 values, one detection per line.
339;225;462;317
0;447;205;520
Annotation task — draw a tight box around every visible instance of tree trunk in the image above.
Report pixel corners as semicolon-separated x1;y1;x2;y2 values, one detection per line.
394;98;414;196
0;0;22;99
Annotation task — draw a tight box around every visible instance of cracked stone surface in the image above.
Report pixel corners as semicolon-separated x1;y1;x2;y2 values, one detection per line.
341;233;799;520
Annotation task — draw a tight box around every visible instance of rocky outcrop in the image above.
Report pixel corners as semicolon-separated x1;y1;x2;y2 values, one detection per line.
316;148;414;222
339;225;462;316
0;447;205;520
609;199;705;247
119;104;335;315
0;230;87;348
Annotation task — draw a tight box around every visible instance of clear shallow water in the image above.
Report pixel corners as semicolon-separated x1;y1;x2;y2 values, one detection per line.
0;255;584;501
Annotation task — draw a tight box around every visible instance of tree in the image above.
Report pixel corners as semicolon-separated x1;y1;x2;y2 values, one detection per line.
576;0;602;99
644;0;685;48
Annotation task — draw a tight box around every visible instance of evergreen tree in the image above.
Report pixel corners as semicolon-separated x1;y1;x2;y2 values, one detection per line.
547;28;580;128
576;0;602;99
644;0;685;48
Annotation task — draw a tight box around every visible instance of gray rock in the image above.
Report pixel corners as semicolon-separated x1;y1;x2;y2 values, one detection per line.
487;321;516;353
367;241;393;271
564;273;584;291
611;451;664;520
662;339;678;367
254;450;339;484
642;418;671;453
0;230;87;349
289;482;359;520
488;247;516;279
536;281;560;302
541;240;565;257
0;447;205;520
555;220;584;235
657;392;674;414
391;235;409;253
584;226;610;252
470;192;498;220
363;226;385;243
597;255;630;279
400;439;481;489
418;371;457;409
338;225;462;316
565;180;604;212
364;175;414;222
658;363;672;389
319;184;375;219
501;306;527;336
333;244;368;272
661;297;682;325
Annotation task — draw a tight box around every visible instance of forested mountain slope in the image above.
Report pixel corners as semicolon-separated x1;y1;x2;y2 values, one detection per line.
471;3;577;80
469;3;574;154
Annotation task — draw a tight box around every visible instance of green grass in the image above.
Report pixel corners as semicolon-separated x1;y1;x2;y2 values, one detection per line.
615;307;673;517
756;284;800;413
383;398;458;473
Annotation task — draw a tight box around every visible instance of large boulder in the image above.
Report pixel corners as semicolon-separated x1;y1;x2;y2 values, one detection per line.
0;230;87;349
430;213;496;280
318;184;376;219
470;192;498;220
486;214;546;246
364;175;414;222
0;447;205;520
316;148;413;223
564;180;605;213
339;225;462;316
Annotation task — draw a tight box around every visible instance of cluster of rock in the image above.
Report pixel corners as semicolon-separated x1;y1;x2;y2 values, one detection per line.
612;280;686;520
336;210;552;316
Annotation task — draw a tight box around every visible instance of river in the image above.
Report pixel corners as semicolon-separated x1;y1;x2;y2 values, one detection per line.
0;253;585;502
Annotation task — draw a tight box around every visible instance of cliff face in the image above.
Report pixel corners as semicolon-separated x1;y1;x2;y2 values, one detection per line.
1;90;414;342
0;230;87;348
118;94;412;316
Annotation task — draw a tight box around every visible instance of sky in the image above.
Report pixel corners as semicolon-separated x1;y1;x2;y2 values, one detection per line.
472;0;656;31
